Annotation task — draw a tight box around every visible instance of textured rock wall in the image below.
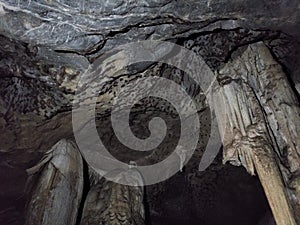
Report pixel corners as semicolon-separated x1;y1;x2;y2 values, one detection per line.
0;1;299;225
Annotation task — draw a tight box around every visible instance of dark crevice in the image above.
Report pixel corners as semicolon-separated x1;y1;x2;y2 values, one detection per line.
75;159;90;225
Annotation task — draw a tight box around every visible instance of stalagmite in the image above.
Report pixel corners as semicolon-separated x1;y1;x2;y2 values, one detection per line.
80;168;145;225
211;42;300;225
25;139;84;225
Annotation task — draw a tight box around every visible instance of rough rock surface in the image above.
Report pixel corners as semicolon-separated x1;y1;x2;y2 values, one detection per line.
0;0;299;225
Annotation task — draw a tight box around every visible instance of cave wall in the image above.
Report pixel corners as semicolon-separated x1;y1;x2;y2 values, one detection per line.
0;1;299;225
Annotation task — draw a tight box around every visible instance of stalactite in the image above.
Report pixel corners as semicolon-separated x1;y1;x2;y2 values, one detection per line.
211;42;299;225
80;168;145;225
24;139;84;225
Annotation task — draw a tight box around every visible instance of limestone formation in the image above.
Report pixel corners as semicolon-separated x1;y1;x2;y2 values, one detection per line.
24;139;84;225
80;169;145;225
211;42;300;225
0;0;299;225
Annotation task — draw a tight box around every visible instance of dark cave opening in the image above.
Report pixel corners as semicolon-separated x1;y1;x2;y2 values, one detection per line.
144;162;274;225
